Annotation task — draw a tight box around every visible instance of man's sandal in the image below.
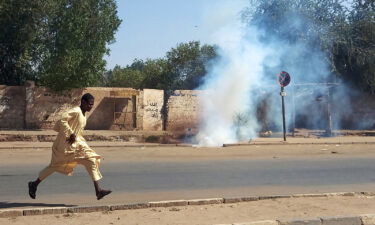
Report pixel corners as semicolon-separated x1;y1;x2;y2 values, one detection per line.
97;190;112;200
28;181;37;199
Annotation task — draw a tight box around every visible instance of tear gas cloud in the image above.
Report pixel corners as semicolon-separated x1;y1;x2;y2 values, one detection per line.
195;0;351;147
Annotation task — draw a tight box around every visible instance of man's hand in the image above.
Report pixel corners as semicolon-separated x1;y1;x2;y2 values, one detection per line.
67;134;76;144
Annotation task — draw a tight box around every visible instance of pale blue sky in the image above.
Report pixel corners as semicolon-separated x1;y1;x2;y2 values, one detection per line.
103;0;353;69
105;0;210;69
104;0;242;69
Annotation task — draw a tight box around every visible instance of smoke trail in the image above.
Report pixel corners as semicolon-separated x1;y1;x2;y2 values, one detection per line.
196;29;268;146
196;0;347;146
197;0;268;146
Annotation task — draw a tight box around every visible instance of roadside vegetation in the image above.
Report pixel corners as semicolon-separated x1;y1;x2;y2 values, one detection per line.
0;0;374;93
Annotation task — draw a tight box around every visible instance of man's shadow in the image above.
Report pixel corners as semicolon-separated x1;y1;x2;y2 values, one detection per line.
0;202;76;209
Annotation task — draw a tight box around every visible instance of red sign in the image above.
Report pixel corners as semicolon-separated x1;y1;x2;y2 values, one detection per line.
277;71;291;87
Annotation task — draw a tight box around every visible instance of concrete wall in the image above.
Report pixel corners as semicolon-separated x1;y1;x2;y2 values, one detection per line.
0;85;26;129
84;87;140;130
0;85;200;132
4;83;375;133
25;85;82;129
24;85;141;130
142;89;164;131
166;90;202;135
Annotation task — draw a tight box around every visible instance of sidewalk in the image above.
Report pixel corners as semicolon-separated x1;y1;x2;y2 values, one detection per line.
2;135;375;149
0;129;171;144
228;135;375;145
1;129;375;146
2;192;375;225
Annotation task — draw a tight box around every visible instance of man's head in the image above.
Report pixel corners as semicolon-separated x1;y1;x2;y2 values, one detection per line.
80;93;95;112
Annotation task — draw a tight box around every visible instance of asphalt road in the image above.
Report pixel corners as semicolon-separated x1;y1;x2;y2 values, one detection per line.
2;144;375;208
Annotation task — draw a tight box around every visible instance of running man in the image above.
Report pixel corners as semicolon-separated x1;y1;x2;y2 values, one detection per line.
28;93;112;200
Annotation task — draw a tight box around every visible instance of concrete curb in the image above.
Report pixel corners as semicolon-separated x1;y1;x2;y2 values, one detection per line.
222;141;375;147
2;141;375;150
1;191;375;219
0;143;194;150
214;214;373;225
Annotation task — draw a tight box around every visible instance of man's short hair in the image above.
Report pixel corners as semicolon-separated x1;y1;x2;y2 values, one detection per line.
81;93;94;102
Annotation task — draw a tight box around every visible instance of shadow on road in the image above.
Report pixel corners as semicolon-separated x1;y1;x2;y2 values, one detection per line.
0;202;76;209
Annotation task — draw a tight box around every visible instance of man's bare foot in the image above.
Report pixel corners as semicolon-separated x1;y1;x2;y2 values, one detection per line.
28;181;37;199
96;189;112;200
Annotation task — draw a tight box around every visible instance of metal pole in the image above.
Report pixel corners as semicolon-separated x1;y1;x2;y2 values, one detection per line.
132;95;137;129
281;86;286;141
292;84;296;137
326;87;332;137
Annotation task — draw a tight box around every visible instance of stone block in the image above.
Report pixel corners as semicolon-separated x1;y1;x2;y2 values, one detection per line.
188;198;223;205
149;200;187;207
23;208;42;216
259;195;291;200
41;207;68;215
321;216;361;225
241;196;259;202
67;206;110;213
0;209;23;218
360;192;375;196
361;214;375;225
110;203;149;211
292;194;327;198
279;218;321;225
327;192;355;197
234;220;279;225
223;197;243;204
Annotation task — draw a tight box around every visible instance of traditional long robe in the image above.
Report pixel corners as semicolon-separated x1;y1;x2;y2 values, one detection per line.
38;106;102;181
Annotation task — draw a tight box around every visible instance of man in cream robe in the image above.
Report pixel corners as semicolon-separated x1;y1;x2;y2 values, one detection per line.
28;93;111;200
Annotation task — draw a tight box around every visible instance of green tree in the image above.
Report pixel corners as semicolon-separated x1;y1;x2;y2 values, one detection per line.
0;0;121;91
332;0;375;92
242;0;346;83
109;65;144;88
41;0;121;91
107;59;168;89
242;0;346;46
0;1;48;85
107;41;218;90
242;0;375;92
164;41;217;90
141;58;169;89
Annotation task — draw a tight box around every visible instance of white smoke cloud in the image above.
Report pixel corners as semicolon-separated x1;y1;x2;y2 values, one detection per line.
197;1;268;146
196;0;346;146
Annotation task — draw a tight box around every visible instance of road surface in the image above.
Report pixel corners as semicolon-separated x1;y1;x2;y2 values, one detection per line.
1;144;375;208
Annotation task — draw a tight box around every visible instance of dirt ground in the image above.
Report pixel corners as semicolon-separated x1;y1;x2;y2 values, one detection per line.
2;195;375;225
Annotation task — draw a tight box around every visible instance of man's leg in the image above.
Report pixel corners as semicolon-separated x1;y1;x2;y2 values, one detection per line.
77;158;112;200
28;166;55;199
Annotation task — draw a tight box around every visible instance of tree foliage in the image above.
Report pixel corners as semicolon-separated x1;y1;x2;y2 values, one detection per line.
242;0;375;92
0;1;47;85
164;41;217;90
332;0;375;93
107;41;218;90
242;0;346;47
0;0;121;91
